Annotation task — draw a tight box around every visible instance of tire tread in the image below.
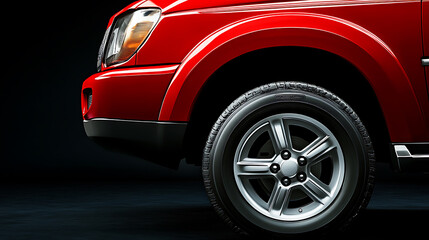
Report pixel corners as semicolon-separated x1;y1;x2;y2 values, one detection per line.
202;82;376;236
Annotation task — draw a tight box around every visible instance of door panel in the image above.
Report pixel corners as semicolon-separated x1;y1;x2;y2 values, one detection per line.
423;0;429;94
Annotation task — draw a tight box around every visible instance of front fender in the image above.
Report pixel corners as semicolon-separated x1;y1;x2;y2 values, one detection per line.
159;12;428;142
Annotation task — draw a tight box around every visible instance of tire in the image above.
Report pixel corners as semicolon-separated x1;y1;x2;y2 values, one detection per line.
202;82;375;238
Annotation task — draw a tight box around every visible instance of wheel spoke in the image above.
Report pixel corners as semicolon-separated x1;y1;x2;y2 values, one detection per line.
236;158;273;177
269;118;292;152
302;176;331;204
233;113;346;221
268;182;292;215
301;136;336;165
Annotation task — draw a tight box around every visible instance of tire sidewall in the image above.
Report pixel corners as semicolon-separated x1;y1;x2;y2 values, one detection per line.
209;88;369;235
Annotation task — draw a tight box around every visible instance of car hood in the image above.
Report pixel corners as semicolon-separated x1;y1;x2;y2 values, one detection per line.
132;0;287;14
108;0;283;29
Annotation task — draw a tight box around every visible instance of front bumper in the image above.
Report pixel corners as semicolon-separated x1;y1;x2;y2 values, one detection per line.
81;64;179;121
81;64;185;168
84;118;187;168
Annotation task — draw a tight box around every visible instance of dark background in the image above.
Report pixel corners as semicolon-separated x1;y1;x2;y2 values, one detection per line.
1;1;200;181
1;2;428;239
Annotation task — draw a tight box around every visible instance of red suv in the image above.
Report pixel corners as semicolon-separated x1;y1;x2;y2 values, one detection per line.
82;0;429;237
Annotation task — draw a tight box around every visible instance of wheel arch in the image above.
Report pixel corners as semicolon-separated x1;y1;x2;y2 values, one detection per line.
183;46;392;165
158;12;426;163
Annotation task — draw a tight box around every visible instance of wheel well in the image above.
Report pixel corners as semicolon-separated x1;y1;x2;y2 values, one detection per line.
184;47;391;166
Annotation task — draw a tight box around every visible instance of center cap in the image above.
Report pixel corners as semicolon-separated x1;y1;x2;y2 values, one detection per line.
281;160;298;177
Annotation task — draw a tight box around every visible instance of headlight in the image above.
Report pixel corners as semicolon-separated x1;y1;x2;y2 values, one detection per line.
104;8;161;67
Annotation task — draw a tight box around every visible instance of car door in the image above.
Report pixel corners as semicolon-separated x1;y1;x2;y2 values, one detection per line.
423;0;429;94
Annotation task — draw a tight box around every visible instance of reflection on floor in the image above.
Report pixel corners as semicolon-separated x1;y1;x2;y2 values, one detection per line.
0;165;428;240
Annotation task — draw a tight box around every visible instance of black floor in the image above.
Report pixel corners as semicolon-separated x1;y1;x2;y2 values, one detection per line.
1;166;428;240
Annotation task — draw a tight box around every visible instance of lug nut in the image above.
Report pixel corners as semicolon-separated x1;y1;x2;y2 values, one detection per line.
270;163;281;173
297;172;307;182
298;156;307;166
281;177;291;186
281;150;291;160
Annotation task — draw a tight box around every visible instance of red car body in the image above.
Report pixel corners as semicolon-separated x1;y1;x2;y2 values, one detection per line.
82;0;429;169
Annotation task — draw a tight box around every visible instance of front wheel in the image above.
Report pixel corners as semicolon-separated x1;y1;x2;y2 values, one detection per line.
203;82;375;238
